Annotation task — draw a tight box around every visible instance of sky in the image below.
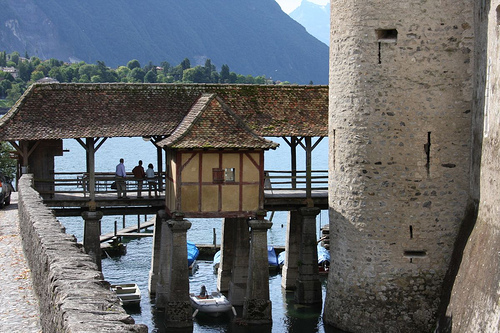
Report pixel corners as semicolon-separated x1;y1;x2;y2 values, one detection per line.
275;0;329;14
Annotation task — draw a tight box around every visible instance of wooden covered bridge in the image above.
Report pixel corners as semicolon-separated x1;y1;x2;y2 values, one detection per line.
0;83;328;326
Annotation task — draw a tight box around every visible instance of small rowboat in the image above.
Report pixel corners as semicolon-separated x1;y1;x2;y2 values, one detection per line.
189;290;236;318
111;283;141;306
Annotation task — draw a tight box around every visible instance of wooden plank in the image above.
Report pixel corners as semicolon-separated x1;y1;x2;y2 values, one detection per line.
100;220;155;243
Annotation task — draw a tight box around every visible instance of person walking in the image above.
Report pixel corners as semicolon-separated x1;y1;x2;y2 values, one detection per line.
146;163;158;198
132;160;146;198
115;158;128;199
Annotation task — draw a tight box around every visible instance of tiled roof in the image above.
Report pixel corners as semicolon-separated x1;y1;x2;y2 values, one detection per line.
0;83;328;141
158;93;279;150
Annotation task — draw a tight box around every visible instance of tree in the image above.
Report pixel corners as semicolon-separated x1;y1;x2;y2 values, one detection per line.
160;61;171;74
220;64;230;83
9;51;20;65
171;65;184;81
48;58;62;68
144;70;157;83
127;59;141;70
18;61;32;82
116;66;130;82
91;75;103;83
0;142;16;180
48;67;64;82
0;80;12;99
180;58;191;70
143;61;155;73
182;66;205;83
30;56;41;67
78;64;98;79
6;83;24;104
60;66;77;82
30;70;45;82
128;67;145;82
0;52;6;67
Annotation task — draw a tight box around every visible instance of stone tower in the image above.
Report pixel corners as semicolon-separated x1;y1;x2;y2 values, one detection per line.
325;1;474;332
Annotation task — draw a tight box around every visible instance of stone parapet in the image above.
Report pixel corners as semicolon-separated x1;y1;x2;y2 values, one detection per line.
17;174;147;333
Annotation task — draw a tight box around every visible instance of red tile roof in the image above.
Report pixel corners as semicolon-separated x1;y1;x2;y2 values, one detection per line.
158;93;278;149
0;83;328;142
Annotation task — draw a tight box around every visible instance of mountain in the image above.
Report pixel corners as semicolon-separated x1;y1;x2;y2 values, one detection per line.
0;0;328;84
290;1;330;46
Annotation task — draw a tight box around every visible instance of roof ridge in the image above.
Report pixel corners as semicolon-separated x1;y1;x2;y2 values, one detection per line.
159;93;215;147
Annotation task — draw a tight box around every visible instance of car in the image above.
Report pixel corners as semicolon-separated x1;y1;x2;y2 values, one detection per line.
0;172;13;208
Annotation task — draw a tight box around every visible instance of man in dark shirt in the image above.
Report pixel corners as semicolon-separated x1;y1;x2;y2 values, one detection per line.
132;160;146;198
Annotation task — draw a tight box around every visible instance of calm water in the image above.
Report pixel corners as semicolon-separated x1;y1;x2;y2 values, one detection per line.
55;137;339;333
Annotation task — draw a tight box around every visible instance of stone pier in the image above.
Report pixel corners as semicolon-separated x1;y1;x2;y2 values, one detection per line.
217;217;237;292
228;217;250;306
148;210;166;296
281;210;302;290
155;212;192;328
295;207;321;304
242;219;272;324
82;210;104;271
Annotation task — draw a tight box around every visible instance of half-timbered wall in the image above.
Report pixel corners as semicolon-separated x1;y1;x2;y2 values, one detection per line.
166;150;264;218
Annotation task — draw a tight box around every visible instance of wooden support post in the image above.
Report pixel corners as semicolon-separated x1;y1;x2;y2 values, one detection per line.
85;138;97;210
157;146;164;192
305;136;312;201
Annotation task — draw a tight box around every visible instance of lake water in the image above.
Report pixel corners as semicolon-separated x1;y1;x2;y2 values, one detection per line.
55;137;340;333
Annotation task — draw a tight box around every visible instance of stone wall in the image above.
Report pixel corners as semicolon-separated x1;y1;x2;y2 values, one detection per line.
325;0;474;332
17;175;147;333
440;1;500;332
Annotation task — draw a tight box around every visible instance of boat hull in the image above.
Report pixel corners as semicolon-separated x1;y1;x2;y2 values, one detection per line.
111;283;141;306
190;292;234;317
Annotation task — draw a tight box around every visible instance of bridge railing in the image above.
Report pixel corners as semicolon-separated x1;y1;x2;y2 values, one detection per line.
34;172;166;197
264;170;328;191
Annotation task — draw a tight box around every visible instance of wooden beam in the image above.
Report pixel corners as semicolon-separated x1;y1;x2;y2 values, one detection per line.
86;138;97;209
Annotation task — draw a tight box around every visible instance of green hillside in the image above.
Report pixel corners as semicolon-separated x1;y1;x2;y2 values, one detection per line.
0;0;328;84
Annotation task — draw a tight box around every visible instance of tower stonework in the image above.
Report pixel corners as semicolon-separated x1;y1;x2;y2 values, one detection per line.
325;1;474;332
441;1;500;331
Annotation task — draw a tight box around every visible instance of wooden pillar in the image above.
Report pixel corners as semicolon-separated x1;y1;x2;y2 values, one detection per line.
242;218;272;324
85;138;96;209
283;136;299;189
157;146;163;192
305;136;312;200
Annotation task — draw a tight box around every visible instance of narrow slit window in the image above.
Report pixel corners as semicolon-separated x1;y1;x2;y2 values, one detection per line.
424;132;431;174
378;42;382;64
409;225;413;239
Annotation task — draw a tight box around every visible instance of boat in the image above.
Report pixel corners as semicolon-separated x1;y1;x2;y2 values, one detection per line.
110;283;141;306
317;244;330;274
213;246;280;273
278;244;330;274
268;246;280;272
190;287;236;318
188;241;199;275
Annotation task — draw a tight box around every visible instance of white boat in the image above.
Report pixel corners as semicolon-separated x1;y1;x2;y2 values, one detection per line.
111;283;141;306
189;289;236;318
